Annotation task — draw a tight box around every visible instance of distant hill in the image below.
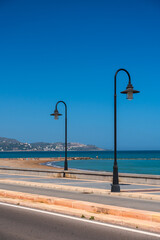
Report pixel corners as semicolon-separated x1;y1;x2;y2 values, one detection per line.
0;137;31;151
0;137;106;151
0;137;20;144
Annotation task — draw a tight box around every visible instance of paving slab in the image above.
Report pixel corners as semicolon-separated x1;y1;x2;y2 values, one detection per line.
0;172;160;203
143;192;160;195
0;174;41;179
1;173;160;191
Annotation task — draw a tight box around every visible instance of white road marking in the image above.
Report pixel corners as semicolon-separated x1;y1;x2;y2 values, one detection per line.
0;201;160;238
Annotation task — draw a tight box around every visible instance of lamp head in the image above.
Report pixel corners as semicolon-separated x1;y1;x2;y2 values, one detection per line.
121;82;140;100
50;109;62;120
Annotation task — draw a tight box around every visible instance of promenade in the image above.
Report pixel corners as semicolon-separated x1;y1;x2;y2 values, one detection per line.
0;169;160;235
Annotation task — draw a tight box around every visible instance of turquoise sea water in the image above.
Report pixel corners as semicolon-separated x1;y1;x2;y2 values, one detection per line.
48;151;160;175
54;159;160;175
0;151;160;175
43;150;160;175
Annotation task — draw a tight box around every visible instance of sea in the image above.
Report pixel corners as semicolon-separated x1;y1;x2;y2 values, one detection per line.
0;150;160;175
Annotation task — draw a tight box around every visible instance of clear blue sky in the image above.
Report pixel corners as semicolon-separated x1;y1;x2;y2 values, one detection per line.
0;0;160;150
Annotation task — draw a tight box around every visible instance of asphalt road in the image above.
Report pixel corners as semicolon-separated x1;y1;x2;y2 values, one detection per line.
0;203;159;240
0;182;159;212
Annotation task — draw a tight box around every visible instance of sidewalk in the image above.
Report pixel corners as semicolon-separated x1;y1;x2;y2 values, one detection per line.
0;172;160;200
0;172;160;233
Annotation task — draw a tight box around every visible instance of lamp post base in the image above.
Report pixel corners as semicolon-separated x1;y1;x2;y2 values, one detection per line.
64;158;68;171
111;184;120;192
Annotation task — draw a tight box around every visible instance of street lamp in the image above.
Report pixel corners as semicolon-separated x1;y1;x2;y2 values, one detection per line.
50;101;68;171
111;69;140;192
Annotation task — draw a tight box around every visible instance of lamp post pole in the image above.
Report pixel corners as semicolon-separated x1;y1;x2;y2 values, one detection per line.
111;69;140;192
51;101;68;171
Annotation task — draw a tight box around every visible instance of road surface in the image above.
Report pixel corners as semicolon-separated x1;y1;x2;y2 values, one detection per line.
0;202;159;240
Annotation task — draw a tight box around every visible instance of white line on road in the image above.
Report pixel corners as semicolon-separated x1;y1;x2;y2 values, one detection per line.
0;202;160;238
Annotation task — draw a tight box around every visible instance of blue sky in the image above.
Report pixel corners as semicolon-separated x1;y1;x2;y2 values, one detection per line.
0;0;160;150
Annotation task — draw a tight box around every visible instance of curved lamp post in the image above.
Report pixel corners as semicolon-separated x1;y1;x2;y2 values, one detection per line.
111;69;140;192
50;101;68;171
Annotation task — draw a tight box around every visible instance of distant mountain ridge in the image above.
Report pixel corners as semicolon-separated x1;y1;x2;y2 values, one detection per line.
0;137;105;151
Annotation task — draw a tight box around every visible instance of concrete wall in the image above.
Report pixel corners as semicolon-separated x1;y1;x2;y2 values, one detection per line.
0;167;159;185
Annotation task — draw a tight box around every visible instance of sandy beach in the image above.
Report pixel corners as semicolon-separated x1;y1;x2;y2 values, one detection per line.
0;157;91;170
0;157;65;170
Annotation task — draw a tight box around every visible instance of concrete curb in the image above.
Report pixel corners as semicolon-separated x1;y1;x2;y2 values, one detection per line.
0;189;160;224
1;179;160;201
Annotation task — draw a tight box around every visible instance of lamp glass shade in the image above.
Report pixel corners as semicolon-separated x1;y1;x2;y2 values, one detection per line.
121;82;139;100
50;109;62;120
127;91;133;100
54;114;59;120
